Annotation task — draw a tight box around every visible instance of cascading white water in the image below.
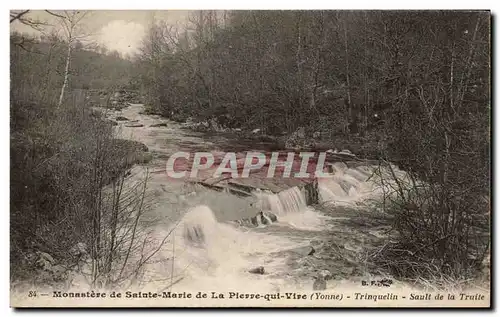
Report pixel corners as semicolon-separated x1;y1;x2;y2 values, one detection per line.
318;162;378;205
139;162;410;294
258;186;307;216
140;204;305;294
253;186;326;231
318;162;408;206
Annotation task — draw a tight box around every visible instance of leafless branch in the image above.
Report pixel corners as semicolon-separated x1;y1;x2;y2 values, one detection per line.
10;10;30;23
45;10;67;20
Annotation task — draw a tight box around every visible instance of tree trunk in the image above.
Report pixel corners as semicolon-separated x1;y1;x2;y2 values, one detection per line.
58;39;72;109
343;19;353;134
309;12;325;117
457;15;481;112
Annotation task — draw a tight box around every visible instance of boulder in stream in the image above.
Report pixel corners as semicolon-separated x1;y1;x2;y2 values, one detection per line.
304;179;319;205
150;122;168;128
115;116;129;121
235;211;278;227
125;123;144;128
290;245;315;256
263;211;278;223
248;266;265;274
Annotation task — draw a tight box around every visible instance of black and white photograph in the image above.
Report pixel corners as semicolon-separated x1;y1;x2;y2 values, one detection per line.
9;9;491;308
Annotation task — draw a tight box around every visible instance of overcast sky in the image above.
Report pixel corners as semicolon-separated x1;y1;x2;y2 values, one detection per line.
10;10;190;55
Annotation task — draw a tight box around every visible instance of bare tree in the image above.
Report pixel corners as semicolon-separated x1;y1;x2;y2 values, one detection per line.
46;10;91;109
10;10;49;30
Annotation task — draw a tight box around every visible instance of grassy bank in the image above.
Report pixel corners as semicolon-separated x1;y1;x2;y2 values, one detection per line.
10;95;152;287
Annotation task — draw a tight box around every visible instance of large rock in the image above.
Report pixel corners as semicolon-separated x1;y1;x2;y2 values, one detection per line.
115;116;129;121
304;179;319;205
35;251;55;270
125;123;144;128
248;266;265;274
259;211;277;225
290;246;315;256
150;122;168;128
37;251;54;263
235;211;278;227
263;211;278;223
326;149;357;160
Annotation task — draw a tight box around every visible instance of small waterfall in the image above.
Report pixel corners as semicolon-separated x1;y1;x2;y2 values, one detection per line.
319;179;348;200
253;186;326;230
318;164;408;205
318;165;373;204
257;187;308;216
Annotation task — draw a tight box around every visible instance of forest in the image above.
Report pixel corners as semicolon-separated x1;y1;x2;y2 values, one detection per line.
137;10;491;281
10;10;490;289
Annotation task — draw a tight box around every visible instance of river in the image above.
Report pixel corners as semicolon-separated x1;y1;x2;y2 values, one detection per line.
102;103;408;297
10;103;490;308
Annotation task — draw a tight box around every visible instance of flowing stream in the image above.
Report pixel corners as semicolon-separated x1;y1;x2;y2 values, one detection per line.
107;104;403;294
10;103;489;308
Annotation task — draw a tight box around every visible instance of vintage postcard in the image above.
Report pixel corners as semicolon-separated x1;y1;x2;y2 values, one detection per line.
10;9;491;308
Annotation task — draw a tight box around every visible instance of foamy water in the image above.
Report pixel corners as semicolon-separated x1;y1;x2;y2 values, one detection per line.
255;187;327;231
77;105;409;293
317;162;411;208
144;205;303;293
141;161;402;293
